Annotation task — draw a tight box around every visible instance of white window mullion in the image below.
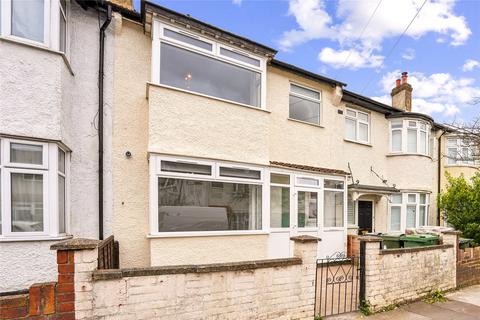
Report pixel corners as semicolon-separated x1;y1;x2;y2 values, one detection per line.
48;144;58;236
2;0;12;38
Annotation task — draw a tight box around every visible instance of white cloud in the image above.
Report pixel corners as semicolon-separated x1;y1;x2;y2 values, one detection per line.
279;0;471;69
318;47;383;69
462;59;480;72
232;0;242;6
374;70;480;119
402;48;415;60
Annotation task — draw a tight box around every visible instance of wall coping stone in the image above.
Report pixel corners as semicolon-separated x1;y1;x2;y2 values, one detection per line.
290;235;321;243
443;230;462;235
92;257;303;281
50;238;100;251
380;244;454;255
358;235;382;242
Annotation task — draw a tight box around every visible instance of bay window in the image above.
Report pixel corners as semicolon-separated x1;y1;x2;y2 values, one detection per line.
153;22;266;108
289;83;321;125
389;119;431;155
0;138;69;238
345;108;370;143
0;0;68;52
446;137;476;165
388;193;429;232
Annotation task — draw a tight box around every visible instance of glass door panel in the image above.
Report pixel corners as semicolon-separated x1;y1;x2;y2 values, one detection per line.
297;190;318;228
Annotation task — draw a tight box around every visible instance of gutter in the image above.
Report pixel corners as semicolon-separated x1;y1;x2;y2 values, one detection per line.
98;3;112;240
437;129;447;226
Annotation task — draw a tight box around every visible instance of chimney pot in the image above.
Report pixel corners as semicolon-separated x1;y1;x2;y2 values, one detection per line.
401;72;408;84
396;79;401;87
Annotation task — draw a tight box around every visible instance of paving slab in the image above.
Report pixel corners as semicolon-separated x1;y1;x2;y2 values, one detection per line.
436;299;480;318
402;301;477;320
447;285;480;306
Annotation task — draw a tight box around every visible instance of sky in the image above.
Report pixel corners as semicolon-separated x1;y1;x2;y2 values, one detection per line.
134;0;480;124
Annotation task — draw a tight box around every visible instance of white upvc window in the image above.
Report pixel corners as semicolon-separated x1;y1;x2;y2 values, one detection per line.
270;172;291;229
345;108;370;143
388;193;429;232
0;0;68;53
151;21;267;109
323;179;345;228
389;119;430;156
151;155;266;236
446;137;477;166
289;83;322;125
347;196;356;226
0;138;69;239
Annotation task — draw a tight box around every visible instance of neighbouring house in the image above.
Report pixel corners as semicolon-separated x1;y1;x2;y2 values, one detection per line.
0;0;457;294
104;0;452;269
438;131;480;225
0;0;119;292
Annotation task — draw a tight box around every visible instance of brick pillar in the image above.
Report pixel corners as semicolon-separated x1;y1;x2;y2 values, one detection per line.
51;238;100;320
290;235;321;319
358;236;382;311
442;231;461;288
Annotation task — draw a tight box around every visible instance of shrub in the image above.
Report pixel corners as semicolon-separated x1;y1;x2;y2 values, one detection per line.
438;173;480;245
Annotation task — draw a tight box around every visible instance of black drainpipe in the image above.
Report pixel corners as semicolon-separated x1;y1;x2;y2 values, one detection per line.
98;4;112;240
437;130;447;226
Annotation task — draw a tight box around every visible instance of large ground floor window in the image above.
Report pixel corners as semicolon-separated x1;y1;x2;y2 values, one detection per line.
150;155;347;235
388;192;429;232
158;178;262;232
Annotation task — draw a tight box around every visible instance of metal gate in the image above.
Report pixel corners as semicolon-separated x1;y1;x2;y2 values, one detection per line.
314;252;362;317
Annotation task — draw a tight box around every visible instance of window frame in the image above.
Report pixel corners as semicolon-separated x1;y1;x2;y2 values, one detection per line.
288;82;322;126
269;171;292;231
389;119;431;156
0;138;69;240
150;155;268;237
388;193;429;233
445;136;477;166
345;107;370;144
0;0;67;53
151;21;267;109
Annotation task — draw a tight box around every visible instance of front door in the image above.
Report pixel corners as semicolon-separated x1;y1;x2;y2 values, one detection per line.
358;200;373;234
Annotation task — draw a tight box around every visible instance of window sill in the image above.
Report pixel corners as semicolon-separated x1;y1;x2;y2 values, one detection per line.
0;234;73;243
148;230;269;238
347;225;359;229
344;139;372;147
0;36;74;76
146;82;271;114
287;118;324;128
386;153;432;160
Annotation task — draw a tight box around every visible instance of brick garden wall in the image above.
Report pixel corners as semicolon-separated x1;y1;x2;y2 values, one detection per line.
361;232;458;312
58;236;318;320
347;235;360;258
0;251;75;320
457;246;480;288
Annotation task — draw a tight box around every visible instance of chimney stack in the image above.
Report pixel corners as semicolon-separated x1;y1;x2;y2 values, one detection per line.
391;71;412;112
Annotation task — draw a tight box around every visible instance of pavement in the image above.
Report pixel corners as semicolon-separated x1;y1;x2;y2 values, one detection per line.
325;285;480;320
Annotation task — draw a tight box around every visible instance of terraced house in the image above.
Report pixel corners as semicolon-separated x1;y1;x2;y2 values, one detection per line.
0;0;462;294
106;1;451;268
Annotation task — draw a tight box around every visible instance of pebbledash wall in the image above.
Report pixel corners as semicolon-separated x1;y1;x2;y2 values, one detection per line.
0;2;114;292
360;232;458;311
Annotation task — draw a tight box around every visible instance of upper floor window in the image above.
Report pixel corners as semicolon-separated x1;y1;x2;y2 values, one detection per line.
446;137;477;166
390;119;430;156
289;83;321;125
0;0;67;52
152;22;266;108
0;138;69;239
345;108;370;143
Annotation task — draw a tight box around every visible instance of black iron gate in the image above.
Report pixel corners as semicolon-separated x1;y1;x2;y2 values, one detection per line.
314;252;363;317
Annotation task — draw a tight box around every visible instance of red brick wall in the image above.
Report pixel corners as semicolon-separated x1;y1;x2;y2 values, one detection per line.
457;247;480;288
0;250;75;320
347;235;360;257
